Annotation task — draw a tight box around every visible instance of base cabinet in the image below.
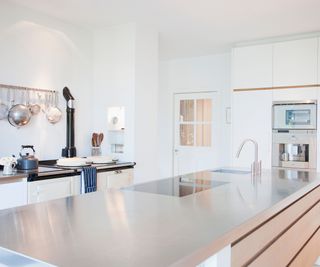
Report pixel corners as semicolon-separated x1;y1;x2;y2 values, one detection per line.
28;177;74;204
0;180;27;210
97;169;133;191
231;186;320;267
290;228;320;267
27;169;134;204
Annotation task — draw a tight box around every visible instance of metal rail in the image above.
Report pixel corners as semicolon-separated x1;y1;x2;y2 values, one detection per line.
0;83;56;93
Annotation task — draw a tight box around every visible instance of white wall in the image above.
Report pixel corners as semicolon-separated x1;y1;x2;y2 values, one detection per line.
0;1;228;182
0;1;93;159
92;24;136;161
92;24;159;183
134;25;159;182
0;1;159;182
158;53;231;178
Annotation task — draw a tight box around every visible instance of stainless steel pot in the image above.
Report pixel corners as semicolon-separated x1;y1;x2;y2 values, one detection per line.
8;90;32;127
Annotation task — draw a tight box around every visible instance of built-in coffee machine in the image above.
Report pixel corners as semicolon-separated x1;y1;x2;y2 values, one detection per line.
272;100;317;170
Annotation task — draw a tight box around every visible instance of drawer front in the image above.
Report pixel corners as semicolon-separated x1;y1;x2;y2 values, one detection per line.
232;186;320;266
97;172;108;191
289;227;320;267
107;169;133;189
28;178;72;204
0;181;27;210
249;201;320;267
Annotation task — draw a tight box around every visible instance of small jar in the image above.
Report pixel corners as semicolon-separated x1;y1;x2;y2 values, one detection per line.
91;147;101;156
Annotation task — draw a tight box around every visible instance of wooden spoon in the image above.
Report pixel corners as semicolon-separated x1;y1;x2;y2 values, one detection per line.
92;133;98;147
99;133;104;146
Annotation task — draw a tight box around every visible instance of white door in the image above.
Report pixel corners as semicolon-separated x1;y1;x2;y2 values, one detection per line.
173;92;220;176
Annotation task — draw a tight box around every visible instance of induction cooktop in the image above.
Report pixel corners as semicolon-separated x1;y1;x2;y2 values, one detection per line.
124;176;228;197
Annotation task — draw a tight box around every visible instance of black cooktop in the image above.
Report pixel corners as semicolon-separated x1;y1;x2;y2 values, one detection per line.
125;176;228;197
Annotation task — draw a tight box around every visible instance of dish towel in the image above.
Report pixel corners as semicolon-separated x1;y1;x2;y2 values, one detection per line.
80;167;97;194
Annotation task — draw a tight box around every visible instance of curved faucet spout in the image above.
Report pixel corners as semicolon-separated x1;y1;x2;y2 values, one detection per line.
236;139;258;162
236;139;260;175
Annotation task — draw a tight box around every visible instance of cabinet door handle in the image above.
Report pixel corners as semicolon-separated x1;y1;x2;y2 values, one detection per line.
115;170;122;174
225;107;231;124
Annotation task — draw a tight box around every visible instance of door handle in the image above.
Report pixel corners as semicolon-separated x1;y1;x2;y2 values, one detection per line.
174;149;179;153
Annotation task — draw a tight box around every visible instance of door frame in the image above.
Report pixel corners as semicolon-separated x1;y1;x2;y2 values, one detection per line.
172;90;218;177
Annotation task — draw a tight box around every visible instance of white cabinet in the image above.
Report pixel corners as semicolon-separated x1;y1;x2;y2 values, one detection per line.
71;175;81;195
318;37;320;83
232;44;273;89
273;38;318;86
27;169;133;204
107;169;133;189
272;87;318;102
97;169;133;191
0;180;27;210
28;177;74;204
232;90;273;168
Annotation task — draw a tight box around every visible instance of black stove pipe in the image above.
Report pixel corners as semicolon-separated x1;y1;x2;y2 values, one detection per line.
61;87;77;158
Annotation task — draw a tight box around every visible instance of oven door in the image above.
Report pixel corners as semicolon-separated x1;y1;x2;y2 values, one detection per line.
273;103;317;130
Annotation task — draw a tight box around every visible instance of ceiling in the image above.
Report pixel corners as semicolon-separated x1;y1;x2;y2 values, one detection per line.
11;0;320;59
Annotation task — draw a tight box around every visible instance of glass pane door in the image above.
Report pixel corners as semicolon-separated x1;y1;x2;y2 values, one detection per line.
179;98;212;147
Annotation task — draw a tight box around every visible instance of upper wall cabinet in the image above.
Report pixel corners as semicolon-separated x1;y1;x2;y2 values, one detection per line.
273;38;318;87
272;87;318;102
232;44;273;89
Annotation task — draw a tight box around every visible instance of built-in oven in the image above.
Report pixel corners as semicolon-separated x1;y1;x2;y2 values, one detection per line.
273;100;317;130
272;100;317;170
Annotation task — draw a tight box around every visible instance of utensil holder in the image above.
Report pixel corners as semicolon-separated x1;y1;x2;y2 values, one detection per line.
91;146;101;156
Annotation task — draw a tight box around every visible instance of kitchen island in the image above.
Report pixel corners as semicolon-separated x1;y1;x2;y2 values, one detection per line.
0;168;319;266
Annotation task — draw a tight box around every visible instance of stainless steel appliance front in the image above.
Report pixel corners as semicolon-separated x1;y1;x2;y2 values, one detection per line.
272;130;317;169
273;100;317;130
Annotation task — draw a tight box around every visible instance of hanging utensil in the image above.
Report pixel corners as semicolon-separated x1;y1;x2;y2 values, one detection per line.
42;92;49;114
29;90;41;115
0;88;9;120
8;89;32;128
46;91;62;124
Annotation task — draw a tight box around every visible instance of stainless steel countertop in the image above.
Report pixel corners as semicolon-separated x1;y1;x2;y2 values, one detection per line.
0;168;319;267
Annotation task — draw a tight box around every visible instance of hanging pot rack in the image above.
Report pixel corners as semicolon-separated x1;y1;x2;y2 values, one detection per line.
0;83;56;93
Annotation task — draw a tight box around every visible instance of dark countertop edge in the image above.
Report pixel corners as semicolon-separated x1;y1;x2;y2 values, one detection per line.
28;162;135;182
0;163;135;182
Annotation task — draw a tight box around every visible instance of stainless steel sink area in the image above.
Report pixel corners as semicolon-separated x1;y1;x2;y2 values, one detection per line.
211;169;251;174
125;176;228;197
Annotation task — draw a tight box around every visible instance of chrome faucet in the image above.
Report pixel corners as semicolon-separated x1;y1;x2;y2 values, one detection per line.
236;139;261;175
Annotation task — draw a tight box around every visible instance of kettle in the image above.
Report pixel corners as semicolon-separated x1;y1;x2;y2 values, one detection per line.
17;145;39;170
